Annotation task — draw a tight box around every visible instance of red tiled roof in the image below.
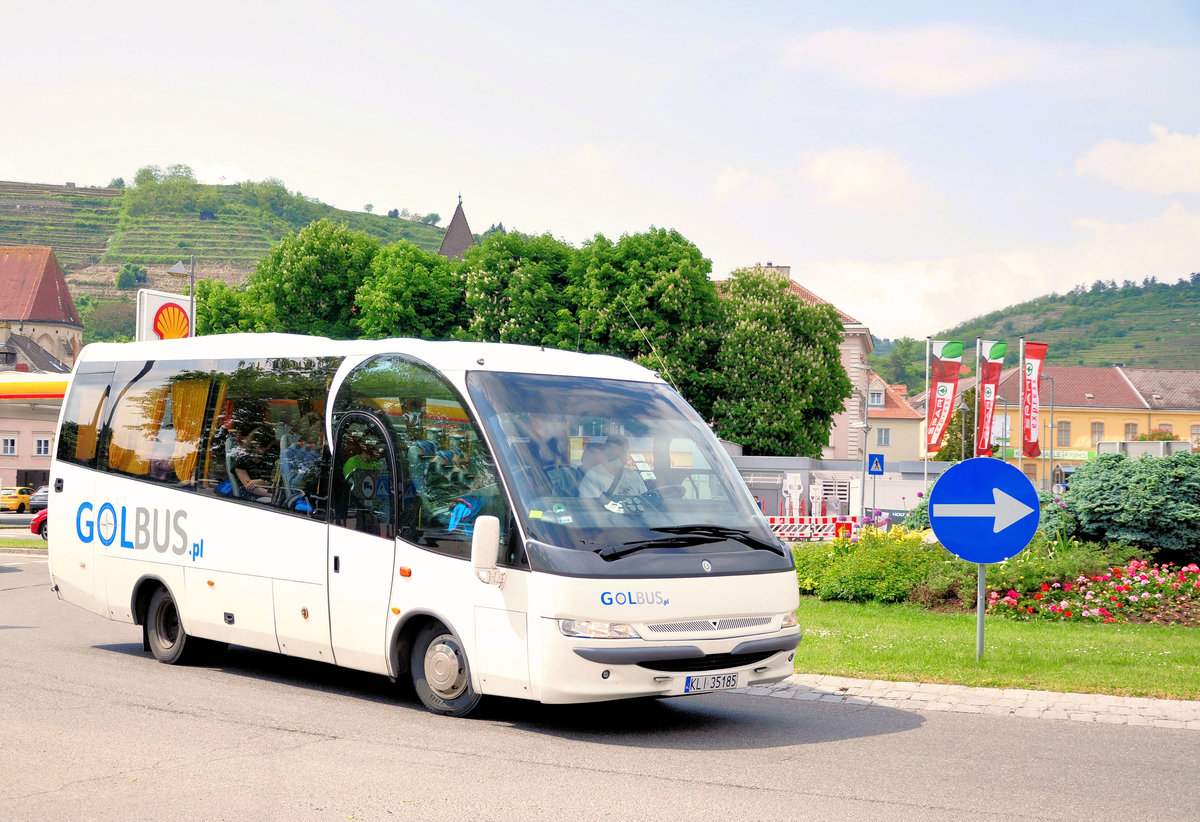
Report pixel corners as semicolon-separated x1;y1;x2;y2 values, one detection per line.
869;374;923;419
0;247;82;326
955;365;1148;408
1120;368;1200;411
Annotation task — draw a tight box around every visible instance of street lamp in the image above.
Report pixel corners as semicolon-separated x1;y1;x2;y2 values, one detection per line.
167;255;196;337
852;364;872;523
1044;374;1056;491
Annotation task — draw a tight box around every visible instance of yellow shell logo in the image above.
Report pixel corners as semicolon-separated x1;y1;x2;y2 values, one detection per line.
153;303;190;339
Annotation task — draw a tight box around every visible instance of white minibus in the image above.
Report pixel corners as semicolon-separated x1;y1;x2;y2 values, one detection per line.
49;334;801;716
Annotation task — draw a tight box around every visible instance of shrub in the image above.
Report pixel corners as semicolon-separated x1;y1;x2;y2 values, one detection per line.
1068;451;1200;563
816;527;939;603
792;542;836;594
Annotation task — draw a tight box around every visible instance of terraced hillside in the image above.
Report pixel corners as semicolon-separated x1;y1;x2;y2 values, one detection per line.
104;212;278;267
0;179;453;301
0;181;122;268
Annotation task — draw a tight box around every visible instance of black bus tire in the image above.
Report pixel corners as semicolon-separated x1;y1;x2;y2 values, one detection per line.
410;622;482;717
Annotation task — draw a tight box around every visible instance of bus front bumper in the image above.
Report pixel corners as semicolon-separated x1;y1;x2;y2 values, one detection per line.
534;626;802;704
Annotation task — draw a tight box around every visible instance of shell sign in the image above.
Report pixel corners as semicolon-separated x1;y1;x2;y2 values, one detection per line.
135;288;193;342
153;302;191;339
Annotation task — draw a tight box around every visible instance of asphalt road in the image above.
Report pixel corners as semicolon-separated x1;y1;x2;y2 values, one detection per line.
2;553;1198;821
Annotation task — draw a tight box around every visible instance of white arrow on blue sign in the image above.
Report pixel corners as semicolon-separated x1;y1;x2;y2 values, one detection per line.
928;458;1040;564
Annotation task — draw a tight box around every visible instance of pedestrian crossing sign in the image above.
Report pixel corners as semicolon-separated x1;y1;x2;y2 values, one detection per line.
868;454;884;475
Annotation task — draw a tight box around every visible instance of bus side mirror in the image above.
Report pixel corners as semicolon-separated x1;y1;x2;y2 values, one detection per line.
471;515;504;586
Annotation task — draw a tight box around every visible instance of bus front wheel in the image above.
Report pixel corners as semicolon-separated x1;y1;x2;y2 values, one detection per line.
146;587;193;665
410;623;482;717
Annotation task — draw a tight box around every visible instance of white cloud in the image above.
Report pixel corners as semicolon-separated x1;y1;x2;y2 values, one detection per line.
711;165;779;205
1075;124;1200;195
797;146;918;212
804;203;1200;339
784;24;1173;99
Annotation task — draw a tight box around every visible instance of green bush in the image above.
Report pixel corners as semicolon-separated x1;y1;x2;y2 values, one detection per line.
792;542;838;593
810;527;940;603
1068;451;1200;562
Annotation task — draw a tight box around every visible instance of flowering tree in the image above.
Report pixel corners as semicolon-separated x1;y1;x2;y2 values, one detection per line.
355;240;467;339
459;231;578;348
710;265;851;456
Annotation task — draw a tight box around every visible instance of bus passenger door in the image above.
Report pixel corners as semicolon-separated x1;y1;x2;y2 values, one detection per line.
327;416;398;675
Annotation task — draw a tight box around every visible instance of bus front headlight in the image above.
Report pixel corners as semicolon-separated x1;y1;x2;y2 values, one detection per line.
781;611;799;629
558;619;641;639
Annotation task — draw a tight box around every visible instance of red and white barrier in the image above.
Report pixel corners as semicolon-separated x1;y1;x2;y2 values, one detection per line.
767;515;857;542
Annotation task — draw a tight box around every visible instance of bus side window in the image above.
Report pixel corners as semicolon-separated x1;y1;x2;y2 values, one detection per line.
56;368;112;467
332;417;394;539
333;354;514;562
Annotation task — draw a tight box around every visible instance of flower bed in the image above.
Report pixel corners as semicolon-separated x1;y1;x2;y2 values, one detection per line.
988;560;1200;625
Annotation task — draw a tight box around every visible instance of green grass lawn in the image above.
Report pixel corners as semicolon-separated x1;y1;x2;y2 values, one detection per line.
0;537;44;549
795;597;1200;700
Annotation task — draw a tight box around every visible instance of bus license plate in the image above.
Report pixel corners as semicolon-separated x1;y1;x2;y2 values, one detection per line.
684;673;739;693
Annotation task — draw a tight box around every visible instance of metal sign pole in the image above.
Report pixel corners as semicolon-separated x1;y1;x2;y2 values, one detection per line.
977;563;986;660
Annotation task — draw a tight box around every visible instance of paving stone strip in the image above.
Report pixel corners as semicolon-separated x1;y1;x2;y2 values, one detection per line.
738;674;1200;729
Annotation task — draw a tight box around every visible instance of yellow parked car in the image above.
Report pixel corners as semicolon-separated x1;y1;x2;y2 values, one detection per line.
0;487;34;513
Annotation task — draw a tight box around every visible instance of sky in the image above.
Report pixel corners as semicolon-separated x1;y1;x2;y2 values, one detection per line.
4;1;1199;340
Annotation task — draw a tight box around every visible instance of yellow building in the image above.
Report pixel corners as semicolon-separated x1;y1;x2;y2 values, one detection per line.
971;365;1200;489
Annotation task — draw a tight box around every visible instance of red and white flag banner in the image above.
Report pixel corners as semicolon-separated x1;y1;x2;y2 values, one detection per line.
1022;342;1048;459
975;340;1007;457
926;340;963;454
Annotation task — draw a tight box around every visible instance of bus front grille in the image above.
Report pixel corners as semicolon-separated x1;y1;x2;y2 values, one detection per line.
644;616;772;635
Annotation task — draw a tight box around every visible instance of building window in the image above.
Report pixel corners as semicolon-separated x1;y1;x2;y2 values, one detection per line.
875;427;891;447
1057;421;1071;448
868;389;884;407
1090;422;1104;446
1125;423;1138;440
1;438;15;456
1192;425;1200;445
1159;423;1173;434
35;438;51;457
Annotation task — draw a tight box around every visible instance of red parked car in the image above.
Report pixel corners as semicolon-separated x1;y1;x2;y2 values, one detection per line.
30;508;47;541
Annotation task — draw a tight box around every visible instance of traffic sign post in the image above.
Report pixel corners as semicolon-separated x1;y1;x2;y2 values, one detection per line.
928;458;1040;660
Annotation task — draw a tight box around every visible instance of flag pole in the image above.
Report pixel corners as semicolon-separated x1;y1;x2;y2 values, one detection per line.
1018;337;1025;475
973;338;981;459
923;336;931;490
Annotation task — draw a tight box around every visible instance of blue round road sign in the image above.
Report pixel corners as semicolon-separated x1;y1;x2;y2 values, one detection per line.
928;458;1040;564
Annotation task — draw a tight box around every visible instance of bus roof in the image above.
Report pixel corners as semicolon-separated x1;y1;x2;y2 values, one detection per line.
74;334;665;384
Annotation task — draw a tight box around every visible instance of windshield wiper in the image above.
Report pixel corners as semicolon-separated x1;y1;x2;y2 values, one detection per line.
650;525;785;554
593;525;784;561
594;535;711;560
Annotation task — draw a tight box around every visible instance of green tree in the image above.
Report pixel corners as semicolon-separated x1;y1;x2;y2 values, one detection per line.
355;240;468;339
460;231;578;348
710;265;851;456
81;300;135;343
108;177;126;189
363;204;374;214
194;278;270;335
869;336;924;393
572;228;722;419
244;219;380;338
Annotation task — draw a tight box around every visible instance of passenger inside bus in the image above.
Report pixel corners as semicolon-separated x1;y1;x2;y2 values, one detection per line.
232;427;278;502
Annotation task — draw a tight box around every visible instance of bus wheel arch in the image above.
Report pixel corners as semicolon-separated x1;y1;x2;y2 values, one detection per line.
408;619;483;717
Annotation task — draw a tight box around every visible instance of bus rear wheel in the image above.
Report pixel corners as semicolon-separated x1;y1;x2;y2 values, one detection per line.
410;623;482;717
146;587;194;664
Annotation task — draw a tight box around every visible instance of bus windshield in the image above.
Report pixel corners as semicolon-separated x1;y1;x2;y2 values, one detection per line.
466;371;785;565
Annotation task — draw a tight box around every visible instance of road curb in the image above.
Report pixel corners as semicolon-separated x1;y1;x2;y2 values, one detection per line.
740;673;1200;729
